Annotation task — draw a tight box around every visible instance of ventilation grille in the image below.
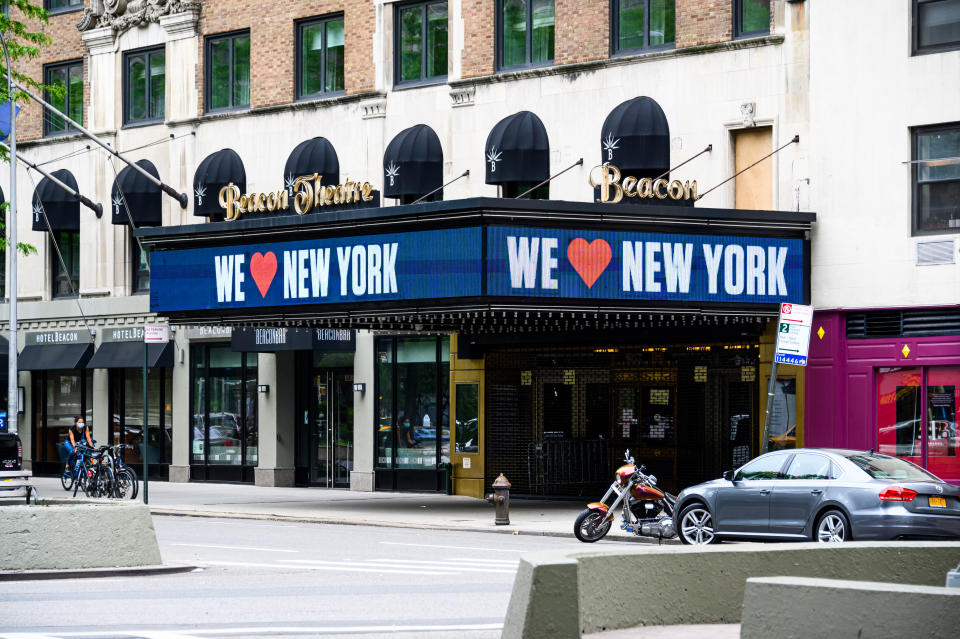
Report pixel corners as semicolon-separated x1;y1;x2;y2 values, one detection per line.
847;308;960;338
917;240;955;266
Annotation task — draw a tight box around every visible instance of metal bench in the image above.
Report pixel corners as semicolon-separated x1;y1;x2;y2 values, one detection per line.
0;470;40;504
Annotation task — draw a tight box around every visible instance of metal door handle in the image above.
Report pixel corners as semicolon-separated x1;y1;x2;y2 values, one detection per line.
811;489;823;495
760;489;771;496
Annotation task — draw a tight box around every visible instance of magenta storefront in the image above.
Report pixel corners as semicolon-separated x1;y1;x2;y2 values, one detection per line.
806;307;960;484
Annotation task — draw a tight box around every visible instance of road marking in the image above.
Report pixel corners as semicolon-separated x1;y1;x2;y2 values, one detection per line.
199;560;450;576
0;623;504;637
402;557;520;565
169;543;297;553
279;559;514;575
364;559;516;573
380;541;527;552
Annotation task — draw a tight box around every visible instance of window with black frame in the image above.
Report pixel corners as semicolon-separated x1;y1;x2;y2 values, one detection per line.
613;0;675;54
206;31;251;112
733;0;770;38
43;60;83;136
51;230;79;298
498;0;554;70
913;123;960;234
131;231;149;293
190;344;258;475
124;47;165;125
914;0;960;54
395;1;448;85
297;15;345;99
44;0;82;13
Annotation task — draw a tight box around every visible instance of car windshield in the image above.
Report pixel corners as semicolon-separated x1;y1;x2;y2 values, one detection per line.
846;453;940;482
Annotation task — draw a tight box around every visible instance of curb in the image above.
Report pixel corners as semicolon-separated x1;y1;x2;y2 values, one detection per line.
0;564;198;581
149;508;679;545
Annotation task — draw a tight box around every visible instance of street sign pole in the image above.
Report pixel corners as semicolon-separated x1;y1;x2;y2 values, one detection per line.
761;303;814;454
142;325;170;505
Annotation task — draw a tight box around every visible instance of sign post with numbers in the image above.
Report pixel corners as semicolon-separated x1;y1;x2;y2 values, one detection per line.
761;304;814;453
142;325;170;504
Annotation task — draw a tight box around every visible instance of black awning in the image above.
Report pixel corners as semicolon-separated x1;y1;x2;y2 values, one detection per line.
284;137;339;196
111;159;163;226
194;149;245;217
383;124;443;199
601;96;670;175
32;169;80;232
19;343;93;370
86;341;174;369
484;111;549;185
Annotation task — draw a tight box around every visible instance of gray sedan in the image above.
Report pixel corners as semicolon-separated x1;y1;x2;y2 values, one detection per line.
674;448;960;544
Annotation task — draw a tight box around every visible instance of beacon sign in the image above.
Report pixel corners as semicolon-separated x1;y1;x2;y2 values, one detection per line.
486;226;805;305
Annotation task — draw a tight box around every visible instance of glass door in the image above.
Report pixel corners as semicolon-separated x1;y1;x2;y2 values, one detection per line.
310;369;353;487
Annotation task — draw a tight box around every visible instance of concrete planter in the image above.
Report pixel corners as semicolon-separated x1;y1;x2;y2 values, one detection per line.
0;500;162;571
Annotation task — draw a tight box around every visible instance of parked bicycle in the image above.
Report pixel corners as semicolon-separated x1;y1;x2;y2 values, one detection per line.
62;442;138;500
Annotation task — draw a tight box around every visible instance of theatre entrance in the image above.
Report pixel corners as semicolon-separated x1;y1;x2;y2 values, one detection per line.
295;352;354;487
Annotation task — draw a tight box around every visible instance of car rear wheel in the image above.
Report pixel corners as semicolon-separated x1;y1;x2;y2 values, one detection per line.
678;503;718;545
815;509;850;543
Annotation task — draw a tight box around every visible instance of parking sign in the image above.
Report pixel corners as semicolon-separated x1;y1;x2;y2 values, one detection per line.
774;303;813;366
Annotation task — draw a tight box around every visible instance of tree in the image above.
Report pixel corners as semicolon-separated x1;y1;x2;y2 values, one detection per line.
0;0;54;258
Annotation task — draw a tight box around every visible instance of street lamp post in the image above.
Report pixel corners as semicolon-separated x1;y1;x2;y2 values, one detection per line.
1;26;19;436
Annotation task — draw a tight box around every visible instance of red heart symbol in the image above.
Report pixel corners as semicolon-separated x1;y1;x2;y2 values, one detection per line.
567;238;611;288
249;252;277;298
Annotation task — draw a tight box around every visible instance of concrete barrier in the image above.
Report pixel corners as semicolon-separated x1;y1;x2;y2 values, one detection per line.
0;500;162;571
501;541;960;639
741;576;960;639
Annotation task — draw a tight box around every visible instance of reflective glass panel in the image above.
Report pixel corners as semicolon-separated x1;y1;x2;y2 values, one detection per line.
396;337;438;469
735;453;787;480
127;56;147;122
300;22;325;96
244;354;258;466
232;35;251;107
325;19;345;93
502;0;527;68
926;366;960;479
530;0;554;63
918;0;960;50
784;453;832;480
149;51;165;119
739;0;770;34
455;384;479;454
376;340;394;468
45;66;67;134
767;377;797;450
649;0;675;46
399;5;423;82
618;0;644;51
68;64;83;125
209;38;231;110
877;367;923;463
426;3;448;78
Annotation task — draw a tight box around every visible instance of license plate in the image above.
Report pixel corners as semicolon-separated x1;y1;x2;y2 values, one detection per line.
929;496;947;508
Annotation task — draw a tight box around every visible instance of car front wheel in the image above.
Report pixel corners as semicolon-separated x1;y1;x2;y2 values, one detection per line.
677;503;719;545
815;509;851;543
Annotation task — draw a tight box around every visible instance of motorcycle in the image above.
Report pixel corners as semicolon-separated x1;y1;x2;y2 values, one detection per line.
574;449;677;542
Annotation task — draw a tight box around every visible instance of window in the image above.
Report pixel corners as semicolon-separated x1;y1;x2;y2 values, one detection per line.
109;368;172;471
206;31;250;112
912;124;960;234
190;345;258;469
914;0;960;54
395;1;448;85
43;60;82;136
498;0;554;70
734;0;770;38
44;0;82;14
784;453;833;480
734;453;787;480
131;231;149;293
612;0;675;54
124;47;165;125
297;15;345;99
51;230;79;298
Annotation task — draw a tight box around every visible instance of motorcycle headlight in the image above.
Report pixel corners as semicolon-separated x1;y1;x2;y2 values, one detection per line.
649;474;658;485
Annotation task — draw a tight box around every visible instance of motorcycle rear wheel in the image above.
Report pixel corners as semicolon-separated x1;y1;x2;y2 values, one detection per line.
574;508;612;543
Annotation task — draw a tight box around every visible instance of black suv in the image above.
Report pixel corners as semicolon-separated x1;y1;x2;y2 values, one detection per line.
0;431;22;471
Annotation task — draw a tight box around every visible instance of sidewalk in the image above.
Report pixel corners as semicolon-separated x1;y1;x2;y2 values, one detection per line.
27;476;675;542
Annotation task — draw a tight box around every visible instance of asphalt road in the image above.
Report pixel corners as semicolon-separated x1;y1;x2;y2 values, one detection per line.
0;515;639;639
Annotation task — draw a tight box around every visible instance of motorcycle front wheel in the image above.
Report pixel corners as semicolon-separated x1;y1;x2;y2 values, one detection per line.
574;508;612;543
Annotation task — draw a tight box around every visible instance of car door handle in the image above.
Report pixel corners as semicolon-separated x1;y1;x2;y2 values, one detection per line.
811;489;823;495
760;489;771;496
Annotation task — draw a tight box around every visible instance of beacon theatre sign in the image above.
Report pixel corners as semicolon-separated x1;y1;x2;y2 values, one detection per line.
218;174;377;221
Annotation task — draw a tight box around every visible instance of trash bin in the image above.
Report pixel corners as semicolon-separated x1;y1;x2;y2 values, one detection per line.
437;462;453;495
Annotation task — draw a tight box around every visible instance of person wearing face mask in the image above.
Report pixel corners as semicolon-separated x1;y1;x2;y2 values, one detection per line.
63;416;94;478
400;416;419;448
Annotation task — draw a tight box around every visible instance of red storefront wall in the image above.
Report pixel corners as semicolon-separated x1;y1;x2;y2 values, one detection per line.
806;310;960;484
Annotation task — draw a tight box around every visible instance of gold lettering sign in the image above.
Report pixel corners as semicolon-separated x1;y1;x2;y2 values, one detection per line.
218;175;375;221
588;163;700;204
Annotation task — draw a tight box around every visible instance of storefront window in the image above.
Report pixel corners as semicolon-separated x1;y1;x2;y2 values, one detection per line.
111;368;172;468
376;336;450;472
926;366;959;479
33;370;91;464
190;344;258;469
455;383;479;454
878;368;922;463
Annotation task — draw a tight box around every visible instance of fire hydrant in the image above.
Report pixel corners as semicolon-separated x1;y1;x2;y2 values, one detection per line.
486;473;511;525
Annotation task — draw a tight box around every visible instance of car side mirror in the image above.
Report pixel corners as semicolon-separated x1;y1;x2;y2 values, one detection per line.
723;470;735;482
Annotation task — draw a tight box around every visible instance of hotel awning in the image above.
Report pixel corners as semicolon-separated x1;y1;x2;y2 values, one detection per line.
484;111;550;185
19;343;93;370
284;137;339;192
194;149;245;217
32;169;80;232
383;124;443;200
111;159;163;226
601;96;670;176
85;342;174;369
